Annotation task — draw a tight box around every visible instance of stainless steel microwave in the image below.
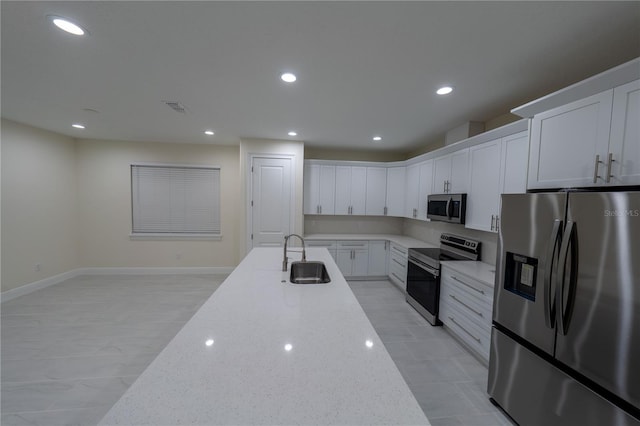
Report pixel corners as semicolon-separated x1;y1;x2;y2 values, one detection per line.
427;193;467;224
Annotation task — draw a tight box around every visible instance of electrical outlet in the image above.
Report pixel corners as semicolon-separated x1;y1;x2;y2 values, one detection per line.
34;263;41;272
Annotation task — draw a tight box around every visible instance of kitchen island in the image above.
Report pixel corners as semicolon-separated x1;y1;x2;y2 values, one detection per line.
99;248;430;425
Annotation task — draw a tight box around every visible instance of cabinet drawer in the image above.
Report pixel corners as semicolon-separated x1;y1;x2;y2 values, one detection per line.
440;300;491;362
440;279;492;328
389;253;407;269
306;240;337;250
389;261;407;286
441;267;493;307
390;243;408;258
337;240;369;250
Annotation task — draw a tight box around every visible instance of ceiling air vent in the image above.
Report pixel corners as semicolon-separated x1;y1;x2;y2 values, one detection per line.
163;101;188;114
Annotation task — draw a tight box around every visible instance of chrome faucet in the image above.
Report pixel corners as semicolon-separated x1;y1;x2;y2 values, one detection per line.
282;234;306;271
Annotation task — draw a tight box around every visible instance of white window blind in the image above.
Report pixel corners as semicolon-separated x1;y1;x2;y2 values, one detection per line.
131;165;220;235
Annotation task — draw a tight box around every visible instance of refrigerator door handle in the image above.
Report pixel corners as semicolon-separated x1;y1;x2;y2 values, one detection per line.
556;220;579;336
544;219;562;329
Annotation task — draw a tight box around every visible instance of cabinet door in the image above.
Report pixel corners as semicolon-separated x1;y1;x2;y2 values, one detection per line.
609;79;640;185
500;132;529;194
336;249;353;276
318;165;336;215
350;167;367;215
366;167;387;215
405;164;420;218
334;166;351;215
303;164;320;214
367;241;388;276
449;149;469;193
385;167;406;217
433;155;451;193
352;249;369;276
466;139;502;232
528;90;613;189
417;160;434;220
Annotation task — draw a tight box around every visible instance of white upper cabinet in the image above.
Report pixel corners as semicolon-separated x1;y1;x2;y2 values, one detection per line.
609;79;640;185
405;160;434;220
365;167;387;216
528;90;613;189
405;163;421;219
335;166;367;215
466;140;502;232
500;132;529;194
433;149;469;194
466;131;529;233
303;164;335;215
385;167;406;217
417;160;434;220
527;79;639;189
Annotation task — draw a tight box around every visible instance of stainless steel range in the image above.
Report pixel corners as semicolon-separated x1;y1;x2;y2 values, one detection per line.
406;234;481;325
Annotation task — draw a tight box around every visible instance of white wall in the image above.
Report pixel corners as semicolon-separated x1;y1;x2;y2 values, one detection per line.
1;119;80;292
239;138;304;257
76;138;241;268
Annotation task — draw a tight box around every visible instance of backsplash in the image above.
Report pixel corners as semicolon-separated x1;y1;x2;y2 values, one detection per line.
303;215;498;265
304;215;404;235
403;219;499;265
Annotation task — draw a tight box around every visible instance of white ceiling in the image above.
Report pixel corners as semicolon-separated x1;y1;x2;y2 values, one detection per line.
2;1;639;153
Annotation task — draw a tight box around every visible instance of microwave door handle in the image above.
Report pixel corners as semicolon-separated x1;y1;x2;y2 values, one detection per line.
544;219;562;329
556;221;578;336
446;197;453;219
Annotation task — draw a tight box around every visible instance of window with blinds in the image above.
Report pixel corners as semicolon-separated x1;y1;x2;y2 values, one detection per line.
131;164;221;236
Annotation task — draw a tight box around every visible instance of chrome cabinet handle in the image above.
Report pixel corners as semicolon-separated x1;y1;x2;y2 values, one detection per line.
593;155;602;183
384;206;388;216
443;181;447;192
451;276;485;295
448;316;481;343
392;258;405;266
449;294;483;317
606;153;614;183
495;216;500;231
490;215;495;231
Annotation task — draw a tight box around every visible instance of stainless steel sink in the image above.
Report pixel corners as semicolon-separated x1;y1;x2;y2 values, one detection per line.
289;261;331;284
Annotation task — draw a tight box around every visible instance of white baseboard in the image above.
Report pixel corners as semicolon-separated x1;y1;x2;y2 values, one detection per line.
1;266;234;303
1;269;82;303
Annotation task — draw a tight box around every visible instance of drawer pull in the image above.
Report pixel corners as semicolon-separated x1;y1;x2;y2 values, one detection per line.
449;294;483;317
451;276;485;295
448;316;481;343
392;258;405;267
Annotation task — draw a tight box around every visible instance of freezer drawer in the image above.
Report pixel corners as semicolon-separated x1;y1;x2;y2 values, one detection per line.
488;327;640;426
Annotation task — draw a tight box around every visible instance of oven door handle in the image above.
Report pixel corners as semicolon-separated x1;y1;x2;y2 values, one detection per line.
408;257;439;276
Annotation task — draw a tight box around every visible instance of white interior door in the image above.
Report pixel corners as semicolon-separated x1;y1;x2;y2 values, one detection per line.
250;157;292;249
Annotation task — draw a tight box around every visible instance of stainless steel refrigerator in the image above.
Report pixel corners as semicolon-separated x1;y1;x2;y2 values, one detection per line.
488;191;640;426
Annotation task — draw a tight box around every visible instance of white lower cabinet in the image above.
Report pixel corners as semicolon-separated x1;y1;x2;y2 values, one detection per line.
336;241;369;277
388;242;408;290
367;240;389;277
305;240;337;260
439;264;494;364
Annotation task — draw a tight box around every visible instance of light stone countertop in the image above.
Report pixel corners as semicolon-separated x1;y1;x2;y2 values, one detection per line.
440;260;497;288
99;248;430;426
304;233;437;249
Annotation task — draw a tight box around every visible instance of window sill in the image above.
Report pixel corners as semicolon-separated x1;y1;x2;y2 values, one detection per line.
129;233;223;241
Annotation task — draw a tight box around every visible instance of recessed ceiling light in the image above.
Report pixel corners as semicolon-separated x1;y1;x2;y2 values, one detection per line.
437;86;454;95
72;123;85;129
48;15;86;36
281;73;297;83
204;130;215;136
288;131;297;136
372;136;382;141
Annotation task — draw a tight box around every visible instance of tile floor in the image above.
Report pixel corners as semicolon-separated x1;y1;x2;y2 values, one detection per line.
1;274;226;425
348;280;513;426
2;275;512;426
